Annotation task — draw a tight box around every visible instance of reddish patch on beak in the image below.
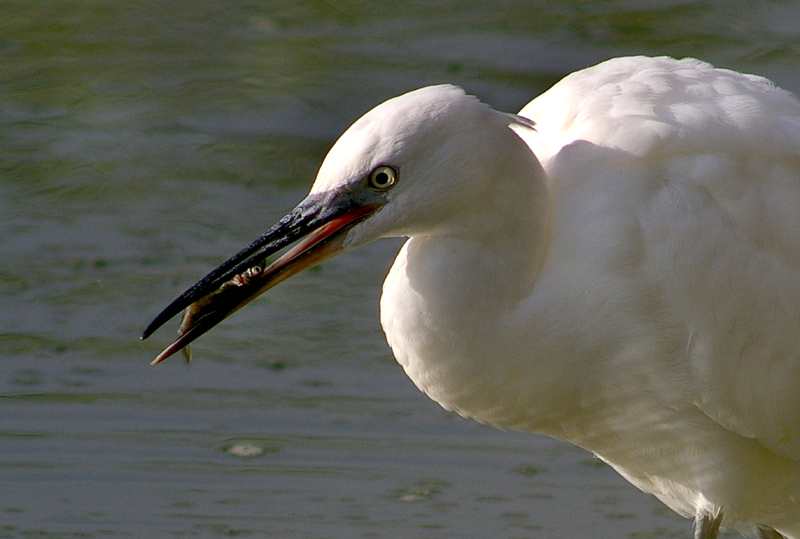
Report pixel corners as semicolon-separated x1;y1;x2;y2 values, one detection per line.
148;203;380;365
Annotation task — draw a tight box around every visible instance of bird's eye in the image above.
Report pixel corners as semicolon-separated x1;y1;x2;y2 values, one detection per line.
367;166;398;190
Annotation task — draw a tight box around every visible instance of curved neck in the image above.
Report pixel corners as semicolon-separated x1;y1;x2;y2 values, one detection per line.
380;132;556;428
409;126;551;309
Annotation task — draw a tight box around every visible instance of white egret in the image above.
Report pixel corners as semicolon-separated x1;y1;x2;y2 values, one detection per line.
143;56;800;538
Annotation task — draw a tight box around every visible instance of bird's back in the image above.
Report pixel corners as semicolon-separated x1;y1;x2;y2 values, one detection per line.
512;56;800;533
518;56;800;162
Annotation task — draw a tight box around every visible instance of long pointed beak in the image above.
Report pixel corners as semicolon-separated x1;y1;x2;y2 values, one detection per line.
142;191;381;365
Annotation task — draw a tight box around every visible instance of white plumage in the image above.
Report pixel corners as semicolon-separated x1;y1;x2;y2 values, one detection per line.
146;56;800;538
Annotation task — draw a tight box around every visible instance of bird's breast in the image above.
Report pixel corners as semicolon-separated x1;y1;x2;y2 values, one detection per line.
379;238;530;427
378;236;585;432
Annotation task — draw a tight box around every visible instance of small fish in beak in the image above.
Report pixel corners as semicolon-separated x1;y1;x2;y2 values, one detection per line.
142;190;383;365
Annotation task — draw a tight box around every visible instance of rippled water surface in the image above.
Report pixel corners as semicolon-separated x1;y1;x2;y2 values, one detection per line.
3;1;800;537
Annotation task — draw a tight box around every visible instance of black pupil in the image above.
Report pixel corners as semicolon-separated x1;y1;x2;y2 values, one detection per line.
374;171;389;186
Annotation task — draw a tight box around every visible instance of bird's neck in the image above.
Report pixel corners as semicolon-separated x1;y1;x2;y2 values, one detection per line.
380;153;563;429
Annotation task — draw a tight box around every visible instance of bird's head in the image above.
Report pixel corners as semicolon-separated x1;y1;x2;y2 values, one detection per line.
142;85;538;363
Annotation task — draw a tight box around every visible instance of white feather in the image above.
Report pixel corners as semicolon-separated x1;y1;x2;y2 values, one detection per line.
306;56;800;537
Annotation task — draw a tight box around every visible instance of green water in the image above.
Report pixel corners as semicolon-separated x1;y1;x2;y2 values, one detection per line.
3;1;799;537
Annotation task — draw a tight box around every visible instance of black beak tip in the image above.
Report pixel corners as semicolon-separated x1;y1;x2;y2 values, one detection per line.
140;319;162;341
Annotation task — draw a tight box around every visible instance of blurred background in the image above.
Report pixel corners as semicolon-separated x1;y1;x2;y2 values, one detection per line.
2;1;800;537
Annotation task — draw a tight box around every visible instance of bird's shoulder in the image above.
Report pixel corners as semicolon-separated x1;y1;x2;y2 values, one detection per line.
519;56;800;461
517;55;800;164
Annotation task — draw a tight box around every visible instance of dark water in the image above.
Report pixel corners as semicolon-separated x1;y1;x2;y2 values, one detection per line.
3;1;800;537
